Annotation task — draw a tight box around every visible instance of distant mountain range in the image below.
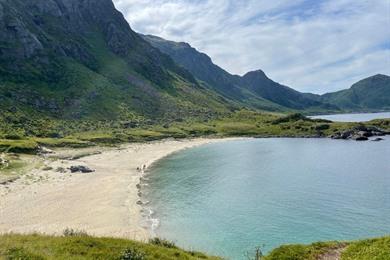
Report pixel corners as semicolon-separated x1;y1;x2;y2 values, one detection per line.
143;34;390;113
320;74;390;111
0;0;388;124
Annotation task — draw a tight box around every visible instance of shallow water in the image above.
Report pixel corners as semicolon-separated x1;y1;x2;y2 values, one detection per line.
310;112;390;122
144;137;390;259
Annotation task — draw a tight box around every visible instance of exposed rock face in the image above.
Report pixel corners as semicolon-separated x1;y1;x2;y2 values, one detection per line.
0;0;143;65
0;2;43;60
29;0;63;17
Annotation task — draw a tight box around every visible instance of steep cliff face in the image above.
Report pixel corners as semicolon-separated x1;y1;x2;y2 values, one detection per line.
0;0;229;121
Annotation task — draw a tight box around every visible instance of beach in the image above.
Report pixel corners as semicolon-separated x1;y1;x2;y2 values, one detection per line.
0;138;230;241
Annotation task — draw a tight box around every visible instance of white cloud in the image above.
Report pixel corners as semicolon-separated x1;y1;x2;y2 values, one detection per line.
113;0;390;94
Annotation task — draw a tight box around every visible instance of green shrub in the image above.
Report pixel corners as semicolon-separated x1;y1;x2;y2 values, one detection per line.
272;113;310;124
4;134;24;140
5;247;44;260
62;228;89;237
120;247;146;260
149;238;177;249
315;124;330;131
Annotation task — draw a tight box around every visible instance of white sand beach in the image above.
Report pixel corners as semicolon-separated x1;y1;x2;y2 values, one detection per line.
0;138;232;241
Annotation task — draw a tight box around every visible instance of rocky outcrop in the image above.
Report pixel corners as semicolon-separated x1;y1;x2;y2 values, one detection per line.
330;126;389;141
0;5;43;60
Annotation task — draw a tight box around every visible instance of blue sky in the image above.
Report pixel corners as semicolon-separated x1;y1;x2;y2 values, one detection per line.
113;0;390;94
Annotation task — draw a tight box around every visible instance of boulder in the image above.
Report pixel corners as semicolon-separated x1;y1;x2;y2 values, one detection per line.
372;131;385;136
0;157;9;168
352;135;368;141
38;146;54;155
371;138;384;142
358;131;373;137
70;165;94;173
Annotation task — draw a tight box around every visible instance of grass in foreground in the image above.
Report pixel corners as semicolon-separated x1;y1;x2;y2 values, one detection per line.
0;233;220;260
264;236;390;260
0;234;389;260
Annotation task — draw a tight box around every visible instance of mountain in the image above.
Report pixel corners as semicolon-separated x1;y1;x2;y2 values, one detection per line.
0;0;234;122
321;74;390;111
142;34;336;112
0;0;387;129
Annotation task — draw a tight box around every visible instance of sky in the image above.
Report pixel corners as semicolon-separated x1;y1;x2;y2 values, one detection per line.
113;0;390;94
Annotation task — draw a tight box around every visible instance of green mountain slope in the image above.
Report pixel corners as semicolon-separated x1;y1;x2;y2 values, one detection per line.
321;74;390;111
142;34;337;112
0;0;234;123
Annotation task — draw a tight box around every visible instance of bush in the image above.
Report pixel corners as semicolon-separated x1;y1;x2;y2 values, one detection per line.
272;113;310;124
62;228;88;237
5;247;44;260
4;134;24;140
120;247;146;260
315;124;330;131
149;238;177;249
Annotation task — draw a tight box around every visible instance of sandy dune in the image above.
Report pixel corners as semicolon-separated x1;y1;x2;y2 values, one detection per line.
0;138;231;240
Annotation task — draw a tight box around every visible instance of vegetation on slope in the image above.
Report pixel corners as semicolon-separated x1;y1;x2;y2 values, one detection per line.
321;74;390;111
0;0;234;124
0;233;220;260
142;35;338;112
0;234;389;259
1;110;389;155
264;236;390;260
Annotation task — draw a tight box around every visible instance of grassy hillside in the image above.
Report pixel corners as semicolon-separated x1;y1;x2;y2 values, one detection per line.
0;234;388;259
321;74;390;112
0;233;219;260
265;236;390;260
0;0;235;123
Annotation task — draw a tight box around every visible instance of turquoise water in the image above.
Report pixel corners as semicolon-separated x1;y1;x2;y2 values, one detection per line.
310;112;390;122
144;137;390;259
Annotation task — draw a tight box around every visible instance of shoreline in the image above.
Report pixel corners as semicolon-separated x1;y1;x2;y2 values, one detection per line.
0;137;238;241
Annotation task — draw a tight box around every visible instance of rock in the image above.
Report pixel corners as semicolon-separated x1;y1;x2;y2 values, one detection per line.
30;0;63;17
38;146;54;154
352;135;368;141
358;131;373;137
372;131;385;136
341;130;354;139
69;165;94;173
0;157;9;168
371;138;384;142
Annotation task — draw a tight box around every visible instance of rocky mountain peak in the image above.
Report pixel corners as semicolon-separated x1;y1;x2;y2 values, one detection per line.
242;70;269;81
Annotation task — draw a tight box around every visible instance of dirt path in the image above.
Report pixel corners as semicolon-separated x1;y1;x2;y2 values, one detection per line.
318;244;348;260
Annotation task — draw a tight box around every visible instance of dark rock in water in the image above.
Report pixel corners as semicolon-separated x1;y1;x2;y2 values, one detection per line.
372;131;385;136
372;138;384;142
353;135;369;141
70;165;94;173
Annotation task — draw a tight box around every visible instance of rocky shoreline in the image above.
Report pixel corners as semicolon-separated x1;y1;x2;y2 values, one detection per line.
330;125;389;141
